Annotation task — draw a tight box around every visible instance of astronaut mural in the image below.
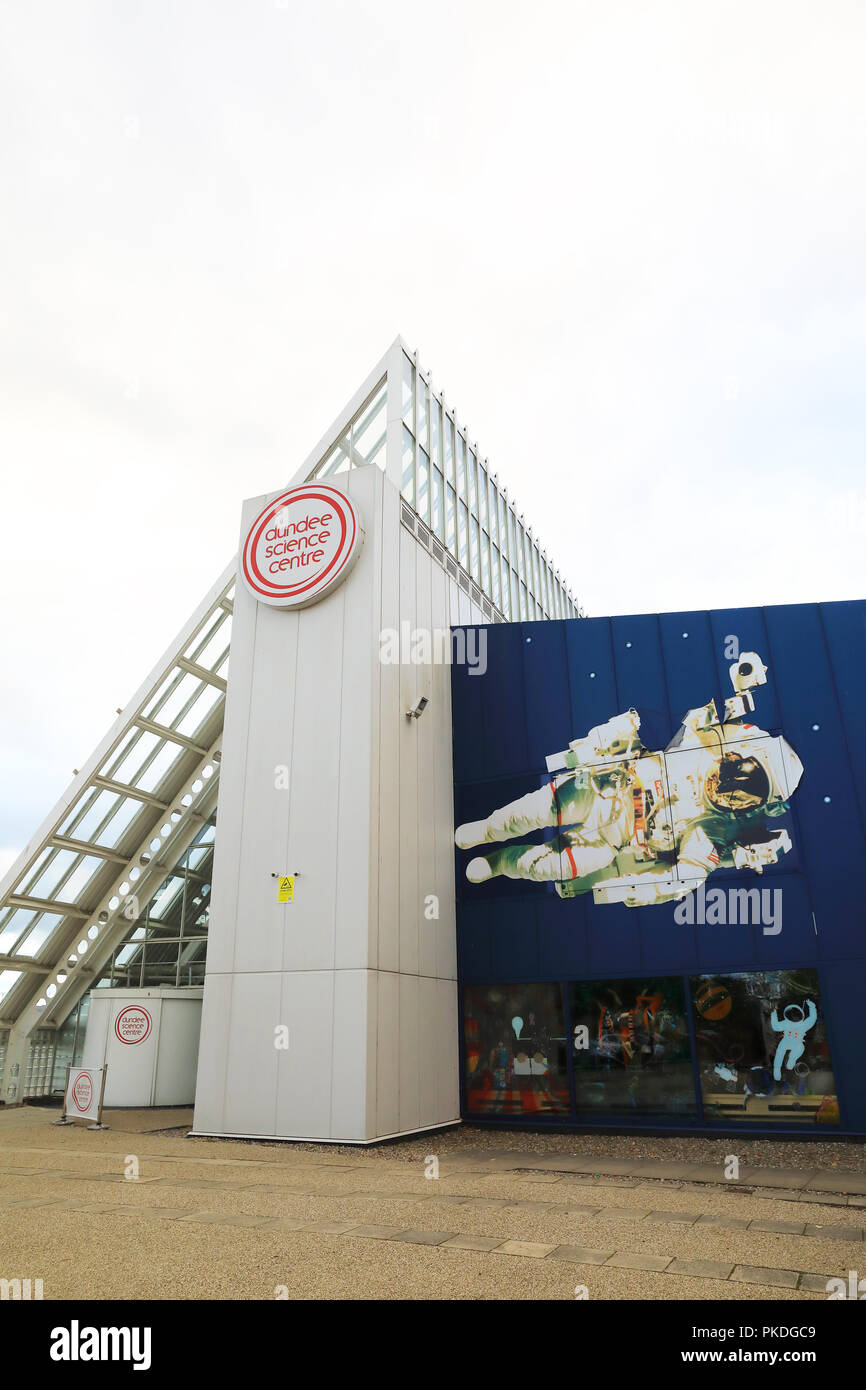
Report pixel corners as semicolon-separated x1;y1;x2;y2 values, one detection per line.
455;652;803;908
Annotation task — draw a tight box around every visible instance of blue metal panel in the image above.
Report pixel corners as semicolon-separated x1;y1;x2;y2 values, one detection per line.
452;599;866;1136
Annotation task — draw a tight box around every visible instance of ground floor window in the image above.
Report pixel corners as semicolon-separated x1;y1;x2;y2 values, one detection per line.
463;983;570;1116
691;969;839;1125
461;968;841;1127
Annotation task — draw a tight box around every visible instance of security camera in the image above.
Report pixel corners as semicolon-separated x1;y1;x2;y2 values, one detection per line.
406;696;429;720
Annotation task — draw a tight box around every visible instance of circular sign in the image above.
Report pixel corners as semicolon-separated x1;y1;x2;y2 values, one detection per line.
241;484;363;609
114;1004;152;1045
71;1071;93;1112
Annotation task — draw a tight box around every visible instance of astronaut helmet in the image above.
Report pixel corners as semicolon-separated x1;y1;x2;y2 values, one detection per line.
705;750;771;813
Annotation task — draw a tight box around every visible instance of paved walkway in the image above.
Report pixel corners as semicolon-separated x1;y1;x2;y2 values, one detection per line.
1;1107;863;1300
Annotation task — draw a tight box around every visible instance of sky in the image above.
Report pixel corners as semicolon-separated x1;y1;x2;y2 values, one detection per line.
1;0;865;862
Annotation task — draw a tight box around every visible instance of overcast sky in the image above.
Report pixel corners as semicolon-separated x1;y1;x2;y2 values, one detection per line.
1;0;865;862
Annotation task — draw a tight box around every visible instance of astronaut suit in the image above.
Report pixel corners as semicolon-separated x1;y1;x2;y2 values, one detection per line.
455;653;804;908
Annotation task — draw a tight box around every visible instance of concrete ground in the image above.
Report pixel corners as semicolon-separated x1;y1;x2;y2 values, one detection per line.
1;1104;864;1301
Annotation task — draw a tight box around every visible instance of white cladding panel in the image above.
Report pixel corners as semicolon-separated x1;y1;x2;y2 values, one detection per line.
194;466;465;1140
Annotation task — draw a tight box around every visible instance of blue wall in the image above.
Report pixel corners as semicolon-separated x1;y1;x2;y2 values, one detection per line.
451;600;866;1135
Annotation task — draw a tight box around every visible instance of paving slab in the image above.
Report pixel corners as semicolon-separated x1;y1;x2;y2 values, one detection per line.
667;1258;735;1280
748;1219;806;1235
629;1161;702;1180
494;1239;557;1259
347;1224;404;1240
730;1265;799;1289
645;1209;697;1225
391;1229;454;1246
594;1206;650;1222
803;1223;863;1242
547;1244;614;1265
798;1272;836;1293
694;1214;751;1230
180;1212;274;1227
562;1205;602;1218
442;1234;503;1251
301;1219;362;1234
605;1252;672;1272
805;1174;866;1195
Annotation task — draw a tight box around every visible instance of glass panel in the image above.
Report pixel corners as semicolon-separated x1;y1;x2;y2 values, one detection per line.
477;462;488;530
470;516;480;583
455;431;464;499
184;608;227;665
467;450;477;515
463;983;570;1116
511;569;520;619
443;414;454;490
416;447;429;526
457;501;468;569
481;531;490;592
314;438;351;477
430;398;441;470
431;467;444;541
570;977;697;1117
445;484;456;554
400;426;415;507
189;614;231;672
691;969;839;1125
21;849;77;900
88;795;141;850
498;494;508;559
520;581;528;621
173;681;222;739
500;554;511;618
16;914;66;958
134;739;185;794
487;475;498;546
0;971;22;1005
60;788;119;841
351;382;387;470
415;376;428;452
0;908;35;953
109;730;161;785
145;670;203;728
401;354;414;430
491;544;501;608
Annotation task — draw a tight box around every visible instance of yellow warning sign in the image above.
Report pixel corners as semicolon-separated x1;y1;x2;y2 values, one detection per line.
277;876;294;904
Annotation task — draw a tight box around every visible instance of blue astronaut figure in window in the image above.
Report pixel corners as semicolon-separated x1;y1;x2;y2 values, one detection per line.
770;1000;817;1081
455;653;803;909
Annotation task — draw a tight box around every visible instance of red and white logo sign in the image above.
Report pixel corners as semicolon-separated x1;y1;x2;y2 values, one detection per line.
114;1004;152;1045
241;484;363;609
71;1071;93;1112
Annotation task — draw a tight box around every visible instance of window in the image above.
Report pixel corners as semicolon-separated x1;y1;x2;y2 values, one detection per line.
431;467;444;541
401;354;413;429
463;983;570;1117
569;977;697;1117
458;502;469;569
416;447;429;526
470;516;481;584
690;970;839;1125
445;484;456;554
401;427;415;507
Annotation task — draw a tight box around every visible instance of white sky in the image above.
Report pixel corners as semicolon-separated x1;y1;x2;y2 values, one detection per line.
1;0;865;857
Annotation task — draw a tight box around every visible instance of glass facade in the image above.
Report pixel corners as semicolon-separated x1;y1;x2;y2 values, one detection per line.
311;377;387;478
399;353;579;622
